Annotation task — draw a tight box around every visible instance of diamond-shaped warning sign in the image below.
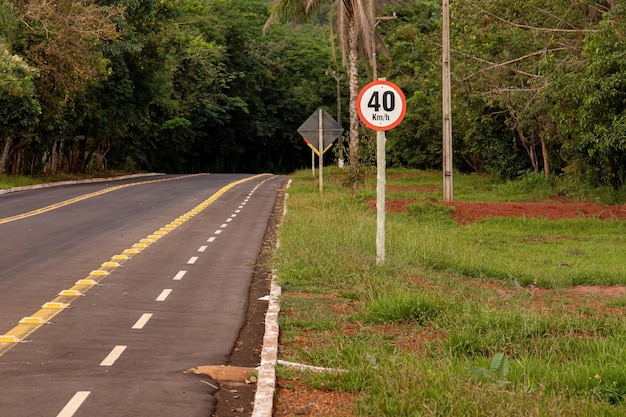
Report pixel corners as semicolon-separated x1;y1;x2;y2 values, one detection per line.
297;108;343;156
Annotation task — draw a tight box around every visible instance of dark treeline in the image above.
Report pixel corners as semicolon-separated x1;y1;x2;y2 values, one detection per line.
0;0;336;175
2;0;626;192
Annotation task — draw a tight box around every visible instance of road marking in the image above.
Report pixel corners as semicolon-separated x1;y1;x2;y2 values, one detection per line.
0;175;198;225
214;229;222;235
173;270;187;280
0;174;271;358
238;206;243;210
100;345;127;366
207;237;216;243
198;246;208;252
56;391;90;417
226;218;233;223
187;256;198;264
132;313;153;330
156;289;173;302
220;223;228;228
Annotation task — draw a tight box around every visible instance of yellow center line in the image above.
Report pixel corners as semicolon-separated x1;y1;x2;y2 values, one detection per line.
0;173;270;356
0;174;204;225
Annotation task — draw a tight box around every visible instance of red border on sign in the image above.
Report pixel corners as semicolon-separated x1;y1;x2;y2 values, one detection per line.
357;80;407;131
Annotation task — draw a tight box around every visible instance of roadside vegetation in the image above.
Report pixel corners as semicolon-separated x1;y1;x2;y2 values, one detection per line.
272;168;626;416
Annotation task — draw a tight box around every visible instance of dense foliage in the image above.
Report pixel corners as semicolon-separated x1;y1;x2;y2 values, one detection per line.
1;0;626;191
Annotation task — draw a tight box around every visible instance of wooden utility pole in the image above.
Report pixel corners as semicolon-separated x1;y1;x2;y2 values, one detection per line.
442;0;453;201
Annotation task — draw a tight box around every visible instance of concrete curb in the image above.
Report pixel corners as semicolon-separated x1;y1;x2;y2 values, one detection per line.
251;277;281;417
251;181;289;417
0;173;163;195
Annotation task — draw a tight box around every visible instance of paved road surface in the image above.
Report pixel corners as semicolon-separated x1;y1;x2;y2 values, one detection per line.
0;173;285;417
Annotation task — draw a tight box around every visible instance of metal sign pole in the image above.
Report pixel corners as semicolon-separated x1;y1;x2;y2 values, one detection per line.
357;80;406;265
376;129;386;264
318;108;323;192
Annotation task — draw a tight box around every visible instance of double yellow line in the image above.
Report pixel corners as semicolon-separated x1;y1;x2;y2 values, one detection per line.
0;174;270;356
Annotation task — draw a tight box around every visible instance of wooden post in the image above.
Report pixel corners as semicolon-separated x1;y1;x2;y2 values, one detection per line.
442;0;453;202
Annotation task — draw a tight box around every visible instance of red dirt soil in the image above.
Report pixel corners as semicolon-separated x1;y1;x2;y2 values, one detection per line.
369;198;626;224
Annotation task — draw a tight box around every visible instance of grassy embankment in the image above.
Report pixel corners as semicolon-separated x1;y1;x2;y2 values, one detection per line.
273;168;626;416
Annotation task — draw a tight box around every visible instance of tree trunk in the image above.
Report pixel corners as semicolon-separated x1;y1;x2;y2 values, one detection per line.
348;18;360;191
0;137;13;174
49;139;59;174
609;156;621;191
539;132;550;177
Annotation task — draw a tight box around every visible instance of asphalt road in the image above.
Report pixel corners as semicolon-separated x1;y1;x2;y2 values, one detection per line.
0;173;285;417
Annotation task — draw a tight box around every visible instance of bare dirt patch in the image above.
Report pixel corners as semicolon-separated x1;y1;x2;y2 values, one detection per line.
365;198;626;224
274;378;357;417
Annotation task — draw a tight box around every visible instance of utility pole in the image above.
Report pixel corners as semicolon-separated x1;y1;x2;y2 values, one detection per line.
442;0;453;201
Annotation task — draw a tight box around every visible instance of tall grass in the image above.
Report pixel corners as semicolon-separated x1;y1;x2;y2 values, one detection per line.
274;168;626;416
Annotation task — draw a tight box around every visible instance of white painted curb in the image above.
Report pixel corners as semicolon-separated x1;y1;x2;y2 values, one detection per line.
251;180;290;417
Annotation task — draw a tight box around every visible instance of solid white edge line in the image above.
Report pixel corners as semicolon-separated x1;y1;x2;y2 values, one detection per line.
56;391;91;417
173;270;187;280
100;345;127;367
156;289;173;302
132;313;153;330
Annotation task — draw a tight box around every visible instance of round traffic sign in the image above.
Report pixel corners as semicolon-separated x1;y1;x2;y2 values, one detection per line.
357;80;406;131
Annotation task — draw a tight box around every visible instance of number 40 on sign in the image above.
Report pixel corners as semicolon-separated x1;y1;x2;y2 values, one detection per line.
357;80;406;131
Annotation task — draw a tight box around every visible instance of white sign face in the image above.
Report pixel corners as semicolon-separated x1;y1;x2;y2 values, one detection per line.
357;80;406;131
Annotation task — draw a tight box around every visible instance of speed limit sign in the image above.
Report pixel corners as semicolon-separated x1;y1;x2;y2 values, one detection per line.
357;80;406;131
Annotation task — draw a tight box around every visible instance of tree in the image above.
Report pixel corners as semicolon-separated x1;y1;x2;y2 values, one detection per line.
451;0;607;179
547;8;626;190
9;0;123;173
265;0;387;189
0;42;40;174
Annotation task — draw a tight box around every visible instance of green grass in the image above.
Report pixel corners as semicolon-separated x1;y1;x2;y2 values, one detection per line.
274;167;626;416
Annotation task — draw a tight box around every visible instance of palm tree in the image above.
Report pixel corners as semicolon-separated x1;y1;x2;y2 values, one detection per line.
265;0;387;190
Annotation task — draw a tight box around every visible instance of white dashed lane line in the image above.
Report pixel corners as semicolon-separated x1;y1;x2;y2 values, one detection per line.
173;270;187;281
198;245;208;252
187;256;198;264
207;237;216;243
132;313;153;330
56;391;91;417
156;289;173;302
100;345;127;367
